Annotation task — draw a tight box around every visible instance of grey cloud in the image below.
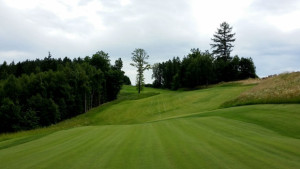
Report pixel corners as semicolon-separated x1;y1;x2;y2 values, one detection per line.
25;8;94;35
78;0;94;6
95;0;197;50
1;0;300;83
250;0;300;14
0;3;44;56
235;19;300;77
0;1;96;63
100;0;123;8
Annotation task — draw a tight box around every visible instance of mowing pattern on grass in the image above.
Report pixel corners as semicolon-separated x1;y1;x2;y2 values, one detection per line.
1;116;300;169
86;84;252;125
1;83;300;169
222;72;300;107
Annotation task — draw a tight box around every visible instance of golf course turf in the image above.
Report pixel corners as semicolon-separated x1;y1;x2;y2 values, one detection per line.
0;83;300;169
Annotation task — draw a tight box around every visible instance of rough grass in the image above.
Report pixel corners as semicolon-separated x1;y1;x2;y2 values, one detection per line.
221;72;300;107
0;80;300;169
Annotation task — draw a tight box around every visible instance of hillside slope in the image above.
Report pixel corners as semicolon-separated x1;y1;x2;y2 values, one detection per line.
0;78;300;169
87;84;253;125
222;72;300;107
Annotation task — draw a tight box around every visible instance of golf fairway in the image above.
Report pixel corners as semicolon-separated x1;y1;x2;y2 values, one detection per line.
0;85;299;169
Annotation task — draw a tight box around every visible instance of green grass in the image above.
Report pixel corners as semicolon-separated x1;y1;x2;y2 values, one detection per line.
0;83;300;169
86;84;252;125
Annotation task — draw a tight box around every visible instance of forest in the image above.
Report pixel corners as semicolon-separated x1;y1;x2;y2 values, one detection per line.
151;22;256;90
0;51;130;133
151;49;256;89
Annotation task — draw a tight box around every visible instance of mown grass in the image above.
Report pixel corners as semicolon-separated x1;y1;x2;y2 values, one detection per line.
0;79;300;169
185;104;300;139
1;113;300;169
0;86;163;145
86;84;252;125
221;72;300;107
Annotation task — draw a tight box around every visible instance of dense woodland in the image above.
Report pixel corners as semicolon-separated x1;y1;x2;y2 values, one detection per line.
151;49;256;89
152;22;256;89
0;51;130;133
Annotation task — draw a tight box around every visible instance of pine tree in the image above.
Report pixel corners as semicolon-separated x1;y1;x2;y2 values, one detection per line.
210;22;236;61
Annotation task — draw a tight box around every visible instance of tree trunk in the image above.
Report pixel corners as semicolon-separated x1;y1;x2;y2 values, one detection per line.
85;92;87;113
98;93;101;106
138;79;141;94
90;91;93;109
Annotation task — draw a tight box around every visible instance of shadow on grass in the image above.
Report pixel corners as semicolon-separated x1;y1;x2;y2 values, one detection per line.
221;97;300;108
0;92;160;149
177;82;256;92
158;105;300;139
118;92;160;101
0;132;53;150
85;92;161;122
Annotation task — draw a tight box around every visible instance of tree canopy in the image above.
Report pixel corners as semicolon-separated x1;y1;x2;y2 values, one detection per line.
130;48;151;93
210;22;236;61
0;51;126;133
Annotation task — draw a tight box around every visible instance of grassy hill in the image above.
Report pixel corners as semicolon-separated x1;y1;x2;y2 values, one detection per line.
222;72;300;107
0;74;300;169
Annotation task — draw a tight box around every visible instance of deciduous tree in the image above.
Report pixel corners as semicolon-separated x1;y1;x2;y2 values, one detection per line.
130;48;151;93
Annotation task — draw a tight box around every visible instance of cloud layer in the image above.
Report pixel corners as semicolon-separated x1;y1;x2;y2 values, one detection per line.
1;0;300;83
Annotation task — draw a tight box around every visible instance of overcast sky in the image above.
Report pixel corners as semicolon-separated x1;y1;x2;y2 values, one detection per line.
1;0;300;83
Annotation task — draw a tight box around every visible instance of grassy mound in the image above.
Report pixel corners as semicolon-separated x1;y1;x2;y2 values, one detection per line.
222;72;300;107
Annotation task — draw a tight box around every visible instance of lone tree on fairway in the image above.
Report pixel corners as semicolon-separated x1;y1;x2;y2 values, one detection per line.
130;48;151;94
210;22;236;61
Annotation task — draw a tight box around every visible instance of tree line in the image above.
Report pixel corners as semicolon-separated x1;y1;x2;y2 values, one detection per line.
151;22;256;90
0;51;130;133
152;50;256;89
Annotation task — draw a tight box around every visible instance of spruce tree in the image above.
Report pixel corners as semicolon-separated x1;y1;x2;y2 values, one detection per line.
210;22;236;61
